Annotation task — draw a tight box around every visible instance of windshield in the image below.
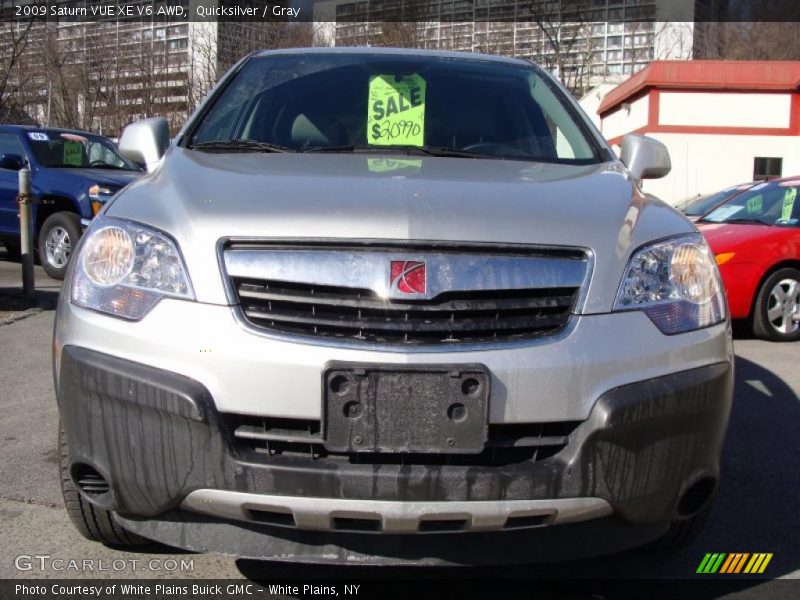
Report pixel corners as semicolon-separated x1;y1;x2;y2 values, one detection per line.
702;180;800;226
683;185;752;216
187;53;603;163
27;130;140;171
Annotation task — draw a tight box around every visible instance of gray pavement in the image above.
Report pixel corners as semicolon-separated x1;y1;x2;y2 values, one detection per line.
0;249;797;596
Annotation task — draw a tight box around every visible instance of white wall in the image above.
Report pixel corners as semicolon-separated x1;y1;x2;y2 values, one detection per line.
659;92;792;128
642;133;800;204
602;95;650;141
578;83;617;129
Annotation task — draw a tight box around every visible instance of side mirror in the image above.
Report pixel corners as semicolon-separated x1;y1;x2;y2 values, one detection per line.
118;118;169;172
620;134;671;181
0;153;24;171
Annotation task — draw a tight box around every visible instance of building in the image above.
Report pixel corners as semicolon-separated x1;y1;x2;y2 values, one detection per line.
596;60;800;204
316;0;697;95
0;1;305;134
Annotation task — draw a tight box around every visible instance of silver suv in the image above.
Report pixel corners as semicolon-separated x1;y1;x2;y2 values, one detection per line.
54;49;733;564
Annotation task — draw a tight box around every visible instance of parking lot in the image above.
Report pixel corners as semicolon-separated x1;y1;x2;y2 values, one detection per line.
0;248;797;596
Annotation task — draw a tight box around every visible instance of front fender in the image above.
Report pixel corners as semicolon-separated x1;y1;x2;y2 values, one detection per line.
718;261;764;319
32;169;91;218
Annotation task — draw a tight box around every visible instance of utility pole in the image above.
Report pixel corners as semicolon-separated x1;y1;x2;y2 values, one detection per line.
17;166;34;297
46;80;52;127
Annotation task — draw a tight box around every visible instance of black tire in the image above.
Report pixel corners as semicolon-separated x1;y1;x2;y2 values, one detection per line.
59;422;148;546
649;502;713;550
752;267;800;342
38;212;82;280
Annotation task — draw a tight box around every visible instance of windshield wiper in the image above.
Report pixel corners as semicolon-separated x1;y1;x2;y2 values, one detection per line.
301;144;513;160
191;139;292;153
87;164;133;171
715;218;769;226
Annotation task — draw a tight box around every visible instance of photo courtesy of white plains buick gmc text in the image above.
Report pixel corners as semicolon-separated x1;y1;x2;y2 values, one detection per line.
53;48;733;564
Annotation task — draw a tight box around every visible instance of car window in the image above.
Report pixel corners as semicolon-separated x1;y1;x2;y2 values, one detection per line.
26;131;139;171
189;53;601;163
0;132;25;166
703;182;800;226
683;186;749;216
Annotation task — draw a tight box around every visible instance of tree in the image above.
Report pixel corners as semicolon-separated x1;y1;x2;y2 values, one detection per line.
187;21;321;115
693;22;800;60
524;1;600;96
691;0;800;60
0;13;38;123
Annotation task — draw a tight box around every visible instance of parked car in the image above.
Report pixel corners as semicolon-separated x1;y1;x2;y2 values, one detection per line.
53;49;733;564
697;177;800;341
0;126;143;278
679;182;757;222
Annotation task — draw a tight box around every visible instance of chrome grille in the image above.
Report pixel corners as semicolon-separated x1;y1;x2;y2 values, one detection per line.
223;245;589;346
234;280;577;344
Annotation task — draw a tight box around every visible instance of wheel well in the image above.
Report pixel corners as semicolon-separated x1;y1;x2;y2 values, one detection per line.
748;260;800;318
36;196;79;237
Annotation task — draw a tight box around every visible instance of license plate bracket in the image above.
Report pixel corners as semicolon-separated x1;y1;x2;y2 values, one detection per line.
323;363;490;454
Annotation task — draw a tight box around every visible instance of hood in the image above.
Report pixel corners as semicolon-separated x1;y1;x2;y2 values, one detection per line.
697;222;785;253
108;148;695;310
50;168;142;189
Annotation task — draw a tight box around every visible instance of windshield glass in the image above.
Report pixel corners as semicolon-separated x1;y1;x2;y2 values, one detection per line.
702;180;800;226
27;130;140;170
683;185;752;216
188;53;602;163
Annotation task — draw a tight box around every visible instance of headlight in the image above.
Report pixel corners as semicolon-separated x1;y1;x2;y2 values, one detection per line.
88;184;116;215
614;234;726;334
71;217;194;320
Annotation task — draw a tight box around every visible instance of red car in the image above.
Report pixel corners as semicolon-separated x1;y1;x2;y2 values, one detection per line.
697;177;800;341
680;181;757;222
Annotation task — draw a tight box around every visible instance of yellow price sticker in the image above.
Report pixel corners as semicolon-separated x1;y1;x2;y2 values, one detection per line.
367;74;426;147
63;141;83;166
780;187;797;221
746;196;762;213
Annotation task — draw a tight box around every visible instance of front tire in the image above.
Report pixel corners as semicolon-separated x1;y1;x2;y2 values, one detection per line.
752;268;800;342
59;423;147;546
38;212;82;280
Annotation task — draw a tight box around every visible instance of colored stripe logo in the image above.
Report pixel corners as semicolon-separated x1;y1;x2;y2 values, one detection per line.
697;553;773;574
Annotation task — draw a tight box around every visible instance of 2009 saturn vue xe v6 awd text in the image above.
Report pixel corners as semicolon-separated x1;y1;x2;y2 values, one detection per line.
53;48;733;564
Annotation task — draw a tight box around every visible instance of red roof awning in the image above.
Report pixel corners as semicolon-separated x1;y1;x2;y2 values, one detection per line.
598;60;800;116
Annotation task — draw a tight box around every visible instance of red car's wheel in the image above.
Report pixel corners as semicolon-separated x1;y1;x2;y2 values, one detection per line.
752;268;800;342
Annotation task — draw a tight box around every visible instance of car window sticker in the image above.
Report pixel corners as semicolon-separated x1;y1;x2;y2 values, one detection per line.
367;74;426;147
747;195;762;214
63;140;83;166
60;133;89;143
780;187;797;221
27;132;48;141
706;205;744;222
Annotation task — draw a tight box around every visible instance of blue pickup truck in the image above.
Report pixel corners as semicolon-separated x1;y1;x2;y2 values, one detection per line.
0;125;143;278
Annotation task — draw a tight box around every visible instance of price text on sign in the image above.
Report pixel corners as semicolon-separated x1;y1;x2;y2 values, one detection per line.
367;74;426;147
63;141;83;166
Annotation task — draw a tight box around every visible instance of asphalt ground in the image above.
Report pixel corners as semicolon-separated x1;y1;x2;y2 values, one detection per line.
0;246;797;599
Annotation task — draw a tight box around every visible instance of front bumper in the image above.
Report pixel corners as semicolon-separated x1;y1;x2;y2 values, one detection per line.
55;298;731;423
56;341;733;563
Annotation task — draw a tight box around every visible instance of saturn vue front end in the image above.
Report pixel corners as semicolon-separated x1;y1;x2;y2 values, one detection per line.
53;48;733;564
